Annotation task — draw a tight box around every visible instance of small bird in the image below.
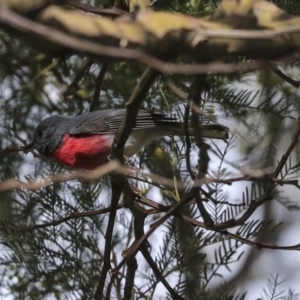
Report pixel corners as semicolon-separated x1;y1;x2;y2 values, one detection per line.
23;109;229;170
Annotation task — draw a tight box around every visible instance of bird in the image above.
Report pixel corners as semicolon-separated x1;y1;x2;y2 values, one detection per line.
23;109;229;170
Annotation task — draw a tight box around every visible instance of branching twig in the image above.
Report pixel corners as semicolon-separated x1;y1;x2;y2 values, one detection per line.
61;58;93;96
200;117;300;231
141;248;185;300
5;190;300;252
167;81;216;122
95;68;158;300
137;193;300;251
179;207;300;251
190;74;214;226
111;189;197;274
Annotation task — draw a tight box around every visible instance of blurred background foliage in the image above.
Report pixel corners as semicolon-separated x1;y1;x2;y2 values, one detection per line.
0;0;300;299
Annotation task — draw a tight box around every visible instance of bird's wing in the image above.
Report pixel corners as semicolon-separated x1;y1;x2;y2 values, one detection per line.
68;119;110;135
68;109;172;136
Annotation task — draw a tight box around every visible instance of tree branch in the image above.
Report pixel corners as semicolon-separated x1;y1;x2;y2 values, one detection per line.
90;64;108;112
95;68;158;300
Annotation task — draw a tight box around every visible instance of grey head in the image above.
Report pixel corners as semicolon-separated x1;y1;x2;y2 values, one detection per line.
24;115;71;157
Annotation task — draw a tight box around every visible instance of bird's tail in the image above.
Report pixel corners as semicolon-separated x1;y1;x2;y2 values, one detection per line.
158;122;229;140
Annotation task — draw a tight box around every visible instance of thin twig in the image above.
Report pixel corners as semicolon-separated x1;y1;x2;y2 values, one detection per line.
167;81;216;122
273;118;300;178
61;58;93;96
2;204;123;232
95;174;124;300
200;188;246;207
272;68;300;88
64;0;130;17
0;161;121;192
0;146;26;156
141;248;185;300
178;208;300;251
184;105;195;180
1;157;298;192
11;109;27;145
122;182;147;299
90;64;108;112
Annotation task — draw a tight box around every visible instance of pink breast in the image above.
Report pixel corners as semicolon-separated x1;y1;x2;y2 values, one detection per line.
53;133;112;170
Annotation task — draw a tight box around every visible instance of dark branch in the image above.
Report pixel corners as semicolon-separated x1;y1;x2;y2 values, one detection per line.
90;64;108;112
95;68;158;300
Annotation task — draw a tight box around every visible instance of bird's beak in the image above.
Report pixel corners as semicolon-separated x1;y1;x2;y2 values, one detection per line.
23;142;35;154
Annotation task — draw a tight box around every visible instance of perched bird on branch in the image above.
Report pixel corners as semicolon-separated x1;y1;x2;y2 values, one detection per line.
23;109;229;170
